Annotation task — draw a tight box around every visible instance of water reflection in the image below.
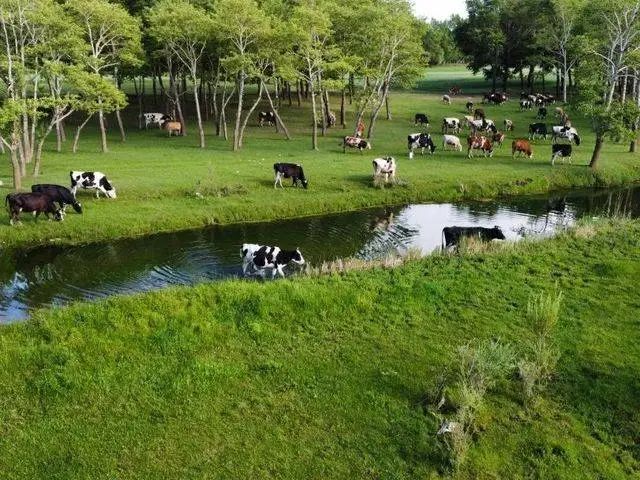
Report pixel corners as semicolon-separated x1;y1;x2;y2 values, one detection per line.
0;186;637;321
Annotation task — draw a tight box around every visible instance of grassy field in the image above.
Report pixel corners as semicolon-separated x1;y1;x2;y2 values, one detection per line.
0;65;639;249
0;218;638;478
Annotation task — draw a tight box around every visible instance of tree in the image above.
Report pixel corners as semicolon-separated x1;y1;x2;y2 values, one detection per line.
148;0;212;148
67;0;142;152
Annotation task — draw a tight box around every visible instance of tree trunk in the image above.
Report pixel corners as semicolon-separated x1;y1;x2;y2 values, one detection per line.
262;80;291;139
340;89;346;127
287;81;292;106
385;86;391;120
152;71;158;107
193;74;205;148
56;121;62;152
310;83;318;150
10;143;21;190
73;114;93;153
115;109;125;142
296;80;302;107
98;108;108;153
238;82;263;148
233;71;245;151
367;80;390;139
589;136;604;168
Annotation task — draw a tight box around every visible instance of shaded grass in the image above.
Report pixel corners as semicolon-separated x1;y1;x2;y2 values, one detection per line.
0;219;638;478
0;65;639;249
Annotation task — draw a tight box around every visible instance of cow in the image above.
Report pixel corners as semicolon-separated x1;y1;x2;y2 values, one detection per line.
464;115;475;129
164;121;182;136
449;86;462;96
492;131;506;147
240;243;305;278
372;157;396;183
414;113;429;126
442;117;461;134
442;134;462;151
474;108;485;120
343;136;371;153
31;184;82;213
552;126;581;145
536;107;547;120
520;99;533;110
467;135;493;158
408;133;436;159
470;119;495;134
512;139;533;158
503;119;514;131
6;192;63;225
258;111;276;127
484;92;507;105
70;171;117;199
442;226;506;249
141;113;170;129
528;123;548;140
442;94;451;105
327;111;336;127
273;163;308;189
466;101;474;112
551;144;572;165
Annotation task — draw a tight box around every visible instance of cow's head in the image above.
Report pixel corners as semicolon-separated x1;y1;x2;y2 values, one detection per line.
492;226;506;240
301;178;308;189
105;188;117;199
54;209;64;222
292;248;305;265
72;201;83;214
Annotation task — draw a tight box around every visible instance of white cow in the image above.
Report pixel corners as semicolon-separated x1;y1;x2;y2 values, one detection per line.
442;134;462;151
372;157;396;182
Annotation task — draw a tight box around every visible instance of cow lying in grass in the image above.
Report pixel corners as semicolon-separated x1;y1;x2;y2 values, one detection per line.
241;243;305;278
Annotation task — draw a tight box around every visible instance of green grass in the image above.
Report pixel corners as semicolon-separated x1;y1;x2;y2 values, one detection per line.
0;218;638;478
2;64;639;250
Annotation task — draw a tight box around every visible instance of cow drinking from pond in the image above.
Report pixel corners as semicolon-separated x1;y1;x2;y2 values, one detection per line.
241;244;305;278
70;171;116;199
441;226;506;250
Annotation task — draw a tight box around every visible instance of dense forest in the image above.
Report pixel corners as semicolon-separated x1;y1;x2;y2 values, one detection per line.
0;0;639;188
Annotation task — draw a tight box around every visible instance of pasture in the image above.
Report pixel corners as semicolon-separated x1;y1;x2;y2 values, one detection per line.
0;65;639;249
0;218;638;478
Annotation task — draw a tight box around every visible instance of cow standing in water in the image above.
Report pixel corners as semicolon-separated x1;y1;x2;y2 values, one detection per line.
240;244;305;278
442;226;506;250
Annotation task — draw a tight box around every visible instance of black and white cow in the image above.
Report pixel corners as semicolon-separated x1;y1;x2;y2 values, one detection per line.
528;123;548;140
551;126;581;145
258;111;276;127
466;101;474;112
442;117;461;134
536;107;548;119
441;226;506;249
31;184;82;213
408;133;436;159
551;144;572;165
520;99;533;110
141;113;170;129
372;157;396;182
274;163;308;189
70;171;117;199
240;243;305;278
414;113;429;126
343;136;371;153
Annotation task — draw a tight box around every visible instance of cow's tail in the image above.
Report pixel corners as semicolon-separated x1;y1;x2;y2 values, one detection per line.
441;229;446;251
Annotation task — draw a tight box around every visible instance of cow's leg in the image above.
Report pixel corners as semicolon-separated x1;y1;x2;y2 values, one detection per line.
276;264;285;278
95;189;100;199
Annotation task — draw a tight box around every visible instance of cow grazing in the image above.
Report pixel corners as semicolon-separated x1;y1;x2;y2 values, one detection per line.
466;101;474;112
408;133;436;158
467;135;493;158
442;226;506;249
528;123;548;140
6;193;63;225
70;171;116;199
503;119;514;131
449;86;462;96
512;139;533;158
274;163;308;189
551;144;572;165
537;107;548;119
552;126;581;145
484;92;508;105
442;134;462;151
414;113;429;126
141;112;170;129
442;117;461;134
464;115;475;129
343;136;371;153
520;99;533;110
474;108;485;120
492;131;506;147
442;94;451;105
240;243;305;278
372;157;396;183
31;184;82;213
258;111;276;127
164;121;182;136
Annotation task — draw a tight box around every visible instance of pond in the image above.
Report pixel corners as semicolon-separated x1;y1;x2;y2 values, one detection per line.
1;186;638;321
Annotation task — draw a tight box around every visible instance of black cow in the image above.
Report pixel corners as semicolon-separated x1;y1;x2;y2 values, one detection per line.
5;192;63;225
258;111;276;127
466;101;474;112
414;113;429;126
31;184;82;213
442;226;506;249
274;163;308;189
536;107;548;119
551;144;572;165
528;123;548;140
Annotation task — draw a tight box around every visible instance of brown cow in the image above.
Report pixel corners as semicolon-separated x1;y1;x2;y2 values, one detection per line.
492;131;506;147
5;192;63;225
467;135;493;158
473;108;485;120
164;121;182;136
512;139;533;158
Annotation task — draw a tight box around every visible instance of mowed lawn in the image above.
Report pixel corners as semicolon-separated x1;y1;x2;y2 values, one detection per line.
0;219;638;479
0;66;639;248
